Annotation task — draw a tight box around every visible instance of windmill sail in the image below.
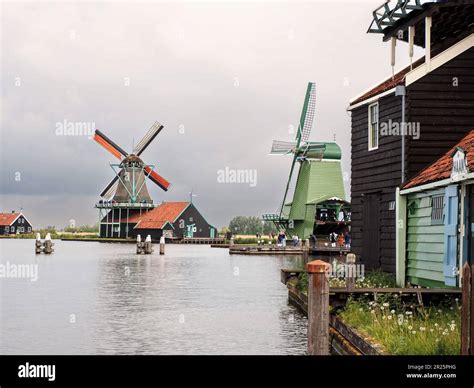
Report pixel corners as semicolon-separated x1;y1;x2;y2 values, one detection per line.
277;82;316;218
94;130;128;159
94;123;171;202
279;152;298;218
100;176;119;198
298;82;316;144
270;140;297;154
133;121;163;156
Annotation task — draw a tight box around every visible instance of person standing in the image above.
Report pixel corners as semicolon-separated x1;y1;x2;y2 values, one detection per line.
344;231;351;249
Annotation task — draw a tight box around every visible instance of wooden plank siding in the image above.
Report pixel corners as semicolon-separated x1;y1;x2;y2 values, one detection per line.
406;47;474;180
351;47;474;273
406;190;446;288
351;94;404;272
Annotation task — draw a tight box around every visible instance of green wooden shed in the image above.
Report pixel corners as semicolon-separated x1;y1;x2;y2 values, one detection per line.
396;130;474;288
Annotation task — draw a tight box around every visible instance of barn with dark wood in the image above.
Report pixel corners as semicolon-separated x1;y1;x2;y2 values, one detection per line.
348;0;474;272
0;212;33;235
99;201;216;240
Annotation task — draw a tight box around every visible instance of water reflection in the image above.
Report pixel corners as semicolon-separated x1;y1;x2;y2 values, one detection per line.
0;240;307;355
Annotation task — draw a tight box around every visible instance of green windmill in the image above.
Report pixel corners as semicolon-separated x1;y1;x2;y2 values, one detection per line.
263;82;348;239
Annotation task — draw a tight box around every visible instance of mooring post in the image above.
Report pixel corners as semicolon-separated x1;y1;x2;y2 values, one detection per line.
145;235;153;254
35;233;42;254
43;233;54;254
159;236;165;255
306;259;330;355
229;236;234;247
136;234;143;254
461;262;473;355
346;253;356;291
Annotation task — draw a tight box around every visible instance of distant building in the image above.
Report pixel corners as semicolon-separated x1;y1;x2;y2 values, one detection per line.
99;201;216;240
0;212;33;235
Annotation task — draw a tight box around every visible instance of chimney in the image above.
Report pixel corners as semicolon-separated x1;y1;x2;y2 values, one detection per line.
11;210;15;213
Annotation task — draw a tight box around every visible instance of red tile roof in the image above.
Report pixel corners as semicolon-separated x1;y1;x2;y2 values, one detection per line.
403;130;474;189
0;213;20;226
134;202;190;230
350;57;425;106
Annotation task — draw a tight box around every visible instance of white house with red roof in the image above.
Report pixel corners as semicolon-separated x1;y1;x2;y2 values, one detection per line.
0;212;33;235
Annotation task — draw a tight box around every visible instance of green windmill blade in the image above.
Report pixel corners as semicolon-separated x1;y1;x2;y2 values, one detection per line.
296;82;316;146
278;82;317;218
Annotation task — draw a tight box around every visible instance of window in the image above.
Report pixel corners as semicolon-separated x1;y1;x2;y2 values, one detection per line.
19;227;24;232
368;102;379;151
27;227;31;233
431;195;444;224
189;217;193;222
11;226;15;233
5;226;9;233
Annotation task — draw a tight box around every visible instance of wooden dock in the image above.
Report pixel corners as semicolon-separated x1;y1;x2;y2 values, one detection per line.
229;246;305;255
281;268;462;307
310;246;351;256
178;237;225;245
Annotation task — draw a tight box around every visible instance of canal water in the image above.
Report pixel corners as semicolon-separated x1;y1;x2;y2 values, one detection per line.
0;240;307;355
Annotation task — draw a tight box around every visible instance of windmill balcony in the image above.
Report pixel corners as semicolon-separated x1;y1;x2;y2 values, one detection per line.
95;201;157;209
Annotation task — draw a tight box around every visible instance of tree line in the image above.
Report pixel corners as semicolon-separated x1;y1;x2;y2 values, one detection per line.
227;216;277;235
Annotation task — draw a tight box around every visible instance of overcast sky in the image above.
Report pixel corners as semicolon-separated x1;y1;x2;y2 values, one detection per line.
0;1;420;229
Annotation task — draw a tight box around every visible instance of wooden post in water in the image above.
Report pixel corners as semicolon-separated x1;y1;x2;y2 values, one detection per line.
35;233;42;254
43;233;54;254
346;253;356;291
159;236;165;255
306;259;330;355
461;263;473;355
136;235;144;254
229;236;234;247
145;235;153;254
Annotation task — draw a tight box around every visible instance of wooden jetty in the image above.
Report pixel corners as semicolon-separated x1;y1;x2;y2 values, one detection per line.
282;268;461;306
310;246;350;256
228;244;349;256
178;237;225;245
229;246;305;255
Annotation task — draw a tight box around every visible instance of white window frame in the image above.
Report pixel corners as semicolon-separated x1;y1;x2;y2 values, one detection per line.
11;226;15;233
5;226;9;233
27;227;31;233
368;102;379;151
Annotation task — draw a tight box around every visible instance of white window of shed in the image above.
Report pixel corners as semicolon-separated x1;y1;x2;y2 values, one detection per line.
431;195;444;225
368;102;379;151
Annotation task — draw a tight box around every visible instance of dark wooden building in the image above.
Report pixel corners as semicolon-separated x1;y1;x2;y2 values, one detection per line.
0;212;33;235
99;201;216;240
348;1;474;271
